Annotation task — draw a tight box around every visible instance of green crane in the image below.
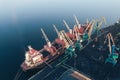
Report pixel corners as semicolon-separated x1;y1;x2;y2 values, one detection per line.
105;33;119;65
74;33;83;50
93;16;107;35
82;20;95;42
58;30;76;63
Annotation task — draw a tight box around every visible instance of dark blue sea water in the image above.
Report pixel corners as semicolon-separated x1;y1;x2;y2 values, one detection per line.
0;0;120;80
0;16;116;80
0;16;76;80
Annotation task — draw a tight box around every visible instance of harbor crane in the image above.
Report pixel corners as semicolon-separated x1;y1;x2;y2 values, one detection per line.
60;30;75;57
59;30;75;62
53;24;59;36
53;24;63;40
60;30;73;48
63;20;76;41
82;20;95;41
97;16;107;29
41;28;52;47
75;34;83;50
88;20;96;40
95;17;107;35
84;20;93;32
41;28;57;56
53;24;66;47
105;33;119;65
63;20;72;34
74;15;81;29
73;15;85;36
73;15;83;50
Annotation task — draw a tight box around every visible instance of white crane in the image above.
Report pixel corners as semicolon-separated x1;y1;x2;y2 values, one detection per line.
41;28;51;47
63;20;72;34
74;15;81;29
97;16;107;30
53;24;63;40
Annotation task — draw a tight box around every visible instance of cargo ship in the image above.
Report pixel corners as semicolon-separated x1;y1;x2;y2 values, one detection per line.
27;21;120;80
21;16;107;71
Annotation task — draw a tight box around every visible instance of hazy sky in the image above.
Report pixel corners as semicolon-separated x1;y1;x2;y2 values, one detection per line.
0;0;120;24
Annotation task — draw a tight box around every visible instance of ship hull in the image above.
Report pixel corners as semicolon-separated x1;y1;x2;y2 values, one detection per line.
21;47;65;71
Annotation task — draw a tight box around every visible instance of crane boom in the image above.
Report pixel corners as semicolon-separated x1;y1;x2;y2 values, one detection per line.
63;20;71;31
88;20;95;38
104;33;109;44
41;28;50;43
85;19;93;32
108;34;112;54
109;33;115;45
97;16;107;29
105;33;115;54
105;33;119;65
60;30;73;48
74;15;80;26
102;16;107;25
53;24;59;36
